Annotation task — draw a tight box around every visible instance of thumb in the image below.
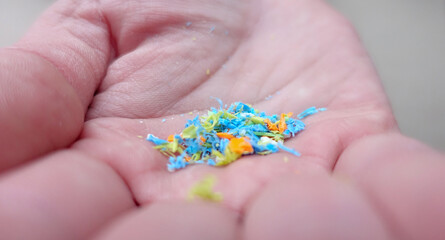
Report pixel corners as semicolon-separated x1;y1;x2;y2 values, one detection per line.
0;0;112;171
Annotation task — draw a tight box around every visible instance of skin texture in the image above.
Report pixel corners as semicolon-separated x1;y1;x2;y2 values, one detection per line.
0;0;444;239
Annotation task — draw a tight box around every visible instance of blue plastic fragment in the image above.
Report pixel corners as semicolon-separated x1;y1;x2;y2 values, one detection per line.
210;97;224;110
207;159;216;166
167;155;189;171
297;107;326;119
277;143;301;156
147;134;168;145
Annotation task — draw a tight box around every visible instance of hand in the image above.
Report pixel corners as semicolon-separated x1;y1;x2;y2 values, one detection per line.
1;0;444;239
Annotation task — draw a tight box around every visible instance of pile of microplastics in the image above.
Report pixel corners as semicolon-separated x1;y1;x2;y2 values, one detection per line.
147;101;325;172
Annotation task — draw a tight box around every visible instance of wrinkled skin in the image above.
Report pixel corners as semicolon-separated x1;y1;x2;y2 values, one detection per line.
1;0;445;239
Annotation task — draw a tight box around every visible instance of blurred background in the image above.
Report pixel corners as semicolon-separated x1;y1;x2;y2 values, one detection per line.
1;0;444;150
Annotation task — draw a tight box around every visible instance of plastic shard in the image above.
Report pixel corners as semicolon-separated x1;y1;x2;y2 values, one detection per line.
188;175;223;202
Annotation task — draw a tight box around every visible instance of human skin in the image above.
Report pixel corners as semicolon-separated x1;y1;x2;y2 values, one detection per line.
0;0;445;239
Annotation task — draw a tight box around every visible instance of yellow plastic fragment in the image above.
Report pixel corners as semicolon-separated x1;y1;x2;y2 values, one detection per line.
188;175;223;202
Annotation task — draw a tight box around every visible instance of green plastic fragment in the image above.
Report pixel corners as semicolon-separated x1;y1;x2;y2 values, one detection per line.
214;148;241;166
202;111;222;131
191;151;202;161
182;125;198;139
257;150;273;155
153;137;183;155
249;116;266;124
221;111;236;119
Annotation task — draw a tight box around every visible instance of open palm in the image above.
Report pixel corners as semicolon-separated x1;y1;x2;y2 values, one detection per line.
1;0;444;239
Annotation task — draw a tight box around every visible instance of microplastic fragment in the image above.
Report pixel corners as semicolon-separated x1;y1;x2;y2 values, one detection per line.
209;26;216;33
188;175;223;202
162;119;166;123
297;107;326;120
186;21;192;27
206;69;211;75
284;156;289;163
146;99;325;172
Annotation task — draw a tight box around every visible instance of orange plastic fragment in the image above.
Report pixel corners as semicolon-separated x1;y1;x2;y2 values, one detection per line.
278;113;287;133
200;136;206;143
185;156;192;162
228;138;254;154
167;135;175;142
264;119;279;131
287;112;294;117
216;132;235;140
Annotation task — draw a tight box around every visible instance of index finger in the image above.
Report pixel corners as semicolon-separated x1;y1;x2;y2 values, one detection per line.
0;0;111;170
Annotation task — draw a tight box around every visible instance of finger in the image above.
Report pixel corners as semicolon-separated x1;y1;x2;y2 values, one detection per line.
13;0;111;106
0;49;83;170
92;202;239;240
0;0;112;170
0;150;134;240
243;173;391;240
335;133;445;239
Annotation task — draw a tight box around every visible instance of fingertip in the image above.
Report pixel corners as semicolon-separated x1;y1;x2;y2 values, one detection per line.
243;173;391;240
92;202;240;240
335;133;445;239
335;133;443;178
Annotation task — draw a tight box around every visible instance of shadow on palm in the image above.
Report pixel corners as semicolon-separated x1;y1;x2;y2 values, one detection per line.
76;0;396;211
